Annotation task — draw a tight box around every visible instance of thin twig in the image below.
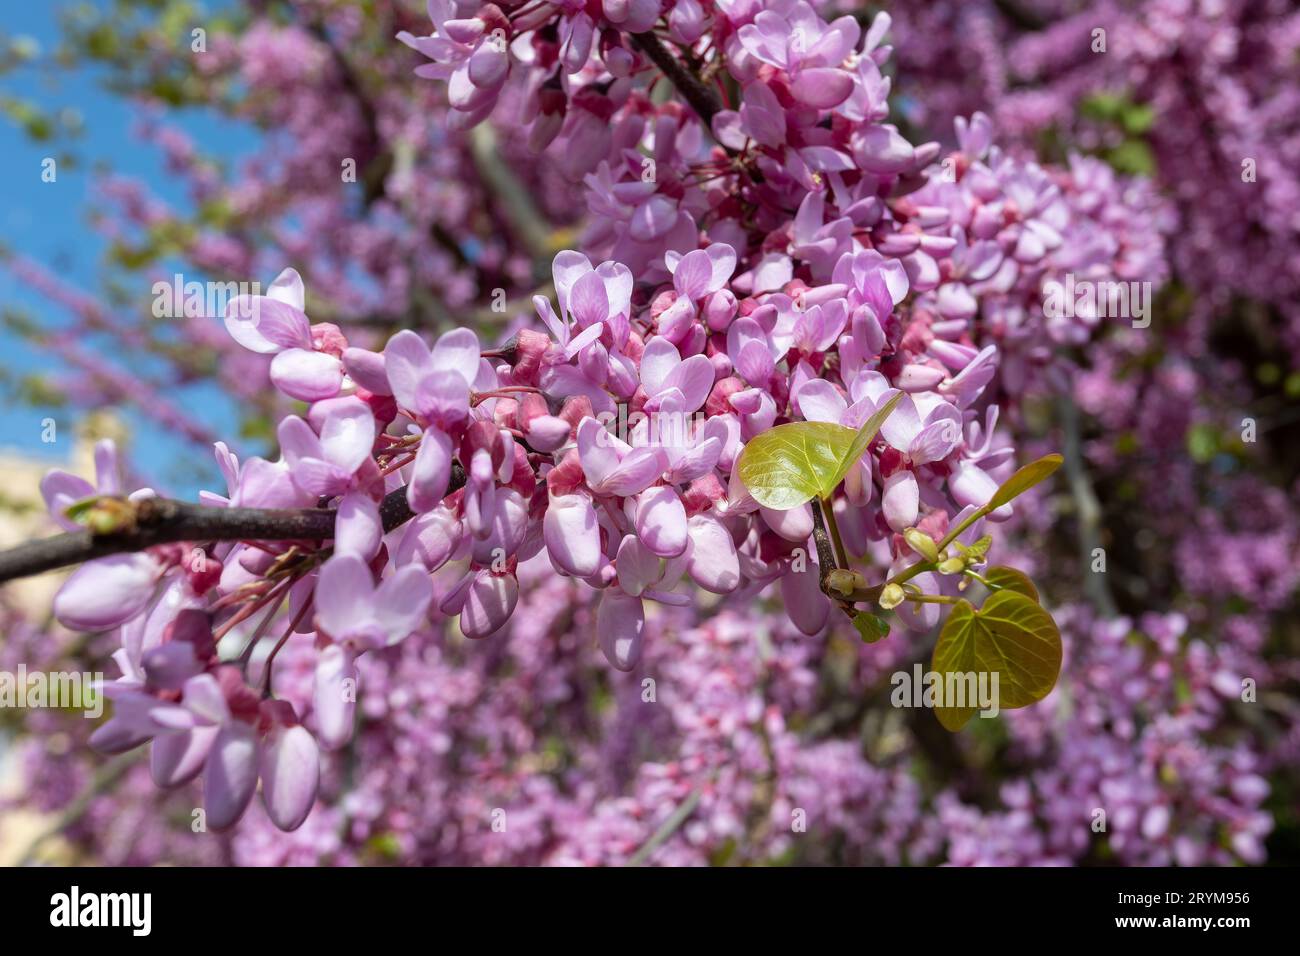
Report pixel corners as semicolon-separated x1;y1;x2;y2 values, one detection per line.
0;464;464;585
808;498;841;589
625;788;702;866
16;751;142;865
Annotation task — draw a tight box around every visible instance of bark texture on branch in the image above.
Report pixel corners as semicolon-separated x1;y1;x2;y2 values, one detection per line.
0;464;464;585
631;32;722;124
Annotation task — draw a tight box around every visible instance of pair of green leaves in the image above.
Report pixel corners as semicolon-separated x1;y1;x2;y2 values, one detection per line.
930;578;1061;731
928;456;1064;732
734;397;1065;731
737;397;1062;518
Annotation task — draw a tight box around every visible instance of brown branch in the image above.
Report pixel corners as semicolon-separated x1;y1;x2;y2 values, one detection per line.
0;464;464;585
468;125;558;266
630;32;722;125
809;497;841;590
810;498;877;612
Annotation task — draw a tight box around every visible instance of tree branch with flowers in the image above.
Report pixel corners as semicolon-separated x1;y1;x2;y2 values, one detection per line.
1;1;1170;841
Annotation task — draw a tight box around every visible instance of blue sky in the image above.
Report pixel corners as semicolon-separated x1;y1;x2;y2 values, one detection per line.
0;0;259;496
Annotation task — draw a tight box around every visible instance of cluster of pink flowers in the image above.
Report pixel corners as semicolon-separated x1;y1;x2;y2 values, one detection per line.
34;2;1030;833
889;0;1300;360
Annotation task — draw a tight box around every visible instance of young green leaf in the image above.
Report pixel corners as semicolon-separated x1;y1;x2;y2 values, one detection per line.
930;590;1062;731
960;535;992;561
62;496;103;523
981;566;1040;602
736;421;856;510
735;394;902;510
853;611;890;644
987;453;1064;510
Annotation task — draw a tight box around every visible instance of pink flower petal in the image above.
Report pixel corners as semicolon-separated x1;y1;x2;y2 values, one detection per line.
661;354;715;413
54;554;159;632
374;565;434;645
150;726;219;789
224;296;311;354
639;337;681;395
882;470;919;532
260;724;320;832
318;401;376;474
635;486;689;557
794;379;848;423
460;571;518;638
203;721;259;830
686;513;741;593
40;470;96;531
615;535;663;597
790;68;853;108
342;347;392;395
597;590;646;670
781;565;830;635
544;493;602;577
270;348;343;402
430;327;481;380
313;554;373;640
596;446;666;497
334;492;382;561
313;644;357;751
266;266;306;311
407;427;453;513
383;330;433;411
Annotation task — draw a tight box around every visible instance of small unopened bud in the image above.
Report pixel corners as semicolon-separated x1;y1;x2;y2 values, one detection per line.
879;582;906;610
938;557;967;575
79;498;137;535
903;527;939;563
826;568;862;598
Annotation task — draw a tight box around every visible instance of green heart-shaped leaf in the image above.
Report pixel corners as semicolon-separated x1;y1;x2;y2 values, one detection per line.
736;421;854;510
981;566;1039;602
930;590;1062;731
987;453;1064;510
736;393;902;510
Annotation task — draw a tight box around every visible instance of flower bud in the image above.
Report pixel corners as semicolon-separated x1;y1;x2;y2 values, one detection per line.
938;556;967;575
903;527;939;563
825;568;863;598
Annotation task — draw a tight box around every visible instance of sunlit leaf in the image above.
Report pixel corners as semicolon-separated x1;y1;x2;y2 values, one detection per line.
736;421;853;510
981;566;1039;602
930;591;1062;730
736;395;901;510
987;453;1063;510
